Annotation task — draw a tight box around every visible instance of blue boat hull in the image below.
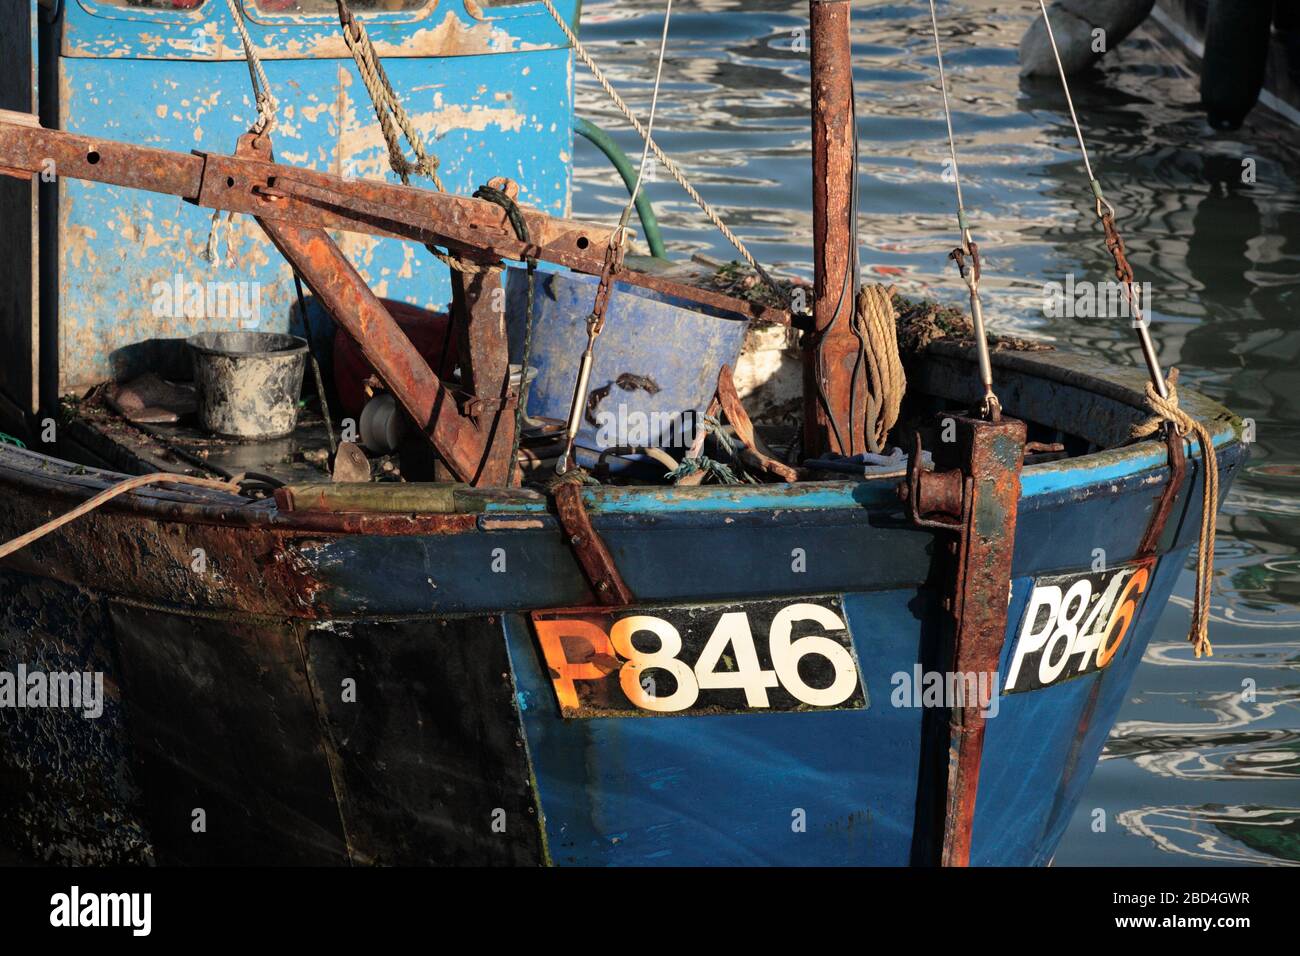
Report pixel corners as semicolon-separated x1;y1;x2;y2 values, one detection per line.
0;346;1246;865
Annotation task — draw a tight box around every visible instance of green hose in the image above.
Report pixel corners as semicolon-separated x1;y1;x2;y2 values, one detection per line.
574;116;668;260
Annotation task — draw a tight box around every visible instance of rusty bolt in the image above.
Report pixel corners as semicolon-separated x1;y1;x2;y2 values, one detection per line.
487;176;520;200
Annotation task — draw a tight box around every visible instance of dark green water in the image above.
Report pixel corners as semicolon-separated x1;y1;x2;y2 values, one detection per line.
572;0;1300;866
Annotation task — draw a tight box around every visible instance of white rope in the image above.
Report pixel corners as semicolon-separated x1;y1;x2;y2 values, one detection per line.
539;0;787;304
615;0;673;246
224;0;277;136
927;0;999;418
336;0;445;191
1129;369;1220;659
205;0;277;265
0;473;242;562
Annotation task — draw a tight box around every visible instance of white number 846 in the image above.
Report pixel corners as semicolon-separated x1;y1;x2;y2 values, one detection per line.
612;603;860;713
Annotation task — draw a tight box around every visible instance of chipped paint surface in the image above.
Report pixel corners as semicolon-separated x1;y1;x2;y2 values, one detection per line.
66;1;575;61
55;1;576;391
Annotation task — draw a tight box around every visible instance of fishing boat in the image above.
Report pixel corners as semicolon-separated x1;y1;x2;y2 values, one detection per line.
0;0;1246;867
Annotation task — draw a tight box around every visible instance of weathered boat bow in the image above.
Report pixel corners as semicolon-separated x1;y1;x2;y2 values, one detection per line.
0;1;1247;868
902;413;1027;865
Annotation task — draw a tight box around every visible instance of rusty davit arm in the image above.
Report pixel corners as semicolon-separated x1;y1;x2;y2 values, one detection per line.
259;218;486;483
0;111;791;327
0;110;791;486
901;412;1026;866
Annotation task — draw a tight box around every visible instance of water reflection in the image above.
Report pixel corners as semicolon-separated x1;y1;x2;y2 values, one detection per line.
1116;806;1300;866
575;0;1300;865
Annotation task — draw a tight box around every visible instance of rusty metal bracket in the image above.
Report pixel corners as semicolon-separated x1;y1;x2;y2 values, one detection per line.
717;364;802;482
555;238;627;476
0;115;801;484
1136;422;1187;558
0;116;791;327
899;412;1027;866
589;240;625;338
552;483;634;606
904;430;966;532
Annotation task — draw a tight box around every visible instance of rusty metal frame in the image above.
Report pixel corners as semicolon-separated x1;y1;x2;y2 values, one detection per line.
803;0;860;459
260;218;493;483
551;483;634;605
0;112;792;328
0;110;795;486
1136;425;1187;558
901;412;1027;866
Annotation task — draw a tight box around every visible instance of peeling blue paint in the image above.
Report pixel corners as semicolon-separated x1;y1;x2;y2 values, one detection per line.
55;0;578;391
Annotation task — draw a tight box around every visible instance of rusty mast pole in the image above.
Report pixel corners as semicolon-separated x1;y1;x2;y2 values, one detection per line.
804;0;859;459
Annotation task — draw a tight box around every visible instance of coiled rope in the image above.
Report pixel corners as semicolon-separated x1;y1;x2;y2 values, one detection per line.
855;284;905;453
1130;370;1219;659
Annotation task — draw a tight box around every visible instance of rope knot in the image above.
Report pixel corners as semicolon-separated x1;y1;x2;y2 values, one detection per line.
1131;370;1197;440
1130;367;1218;659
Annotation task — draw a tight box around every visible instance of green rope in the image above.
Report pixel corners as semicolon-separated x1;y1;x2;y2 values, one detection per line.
574;117;667;259
667;455;757;486
701;414;735;455
665;415;759;485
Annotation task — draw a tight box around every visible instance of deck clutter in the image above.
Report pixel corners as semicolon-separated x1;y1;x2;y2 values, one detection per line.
0;0;1246;866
